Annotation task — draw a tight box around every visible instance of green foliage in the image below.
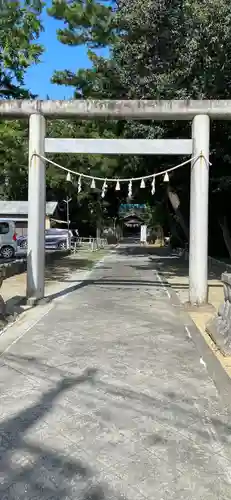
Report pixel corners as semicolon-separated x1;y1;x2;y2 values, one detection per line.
0;0;44;98
3;0;231;242
0;120;29;199
46;0;231;238
0;0;44;201
143;203;167;229
45;118;124;230
48;0;115;48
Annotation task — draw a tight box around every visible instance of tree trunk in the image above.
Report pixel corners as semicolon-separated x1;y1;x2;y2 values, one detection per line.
96;225;101;241
169;217;184;246
167;186;189;240
218;216;231;259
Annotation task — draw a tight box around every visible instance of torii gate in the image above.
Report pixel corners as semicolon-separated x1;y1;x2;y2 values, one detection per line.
0;99;217;305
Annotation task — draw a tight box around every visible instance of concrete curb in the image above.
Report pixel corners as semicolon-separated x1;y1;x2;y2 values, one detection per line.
0;258;27;279
156;268;231;412
0;249;70;280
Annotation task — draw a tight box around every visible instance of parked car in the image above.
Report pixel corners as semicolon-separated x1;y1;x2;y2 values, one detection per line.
45;228;74;249
18;228;76;250
0;220;17;259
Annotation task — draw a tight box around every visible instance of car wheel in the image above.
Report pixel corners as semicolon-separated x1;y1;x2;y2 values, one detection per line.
58;240;67;250
20;240;27;249
1;246;15;259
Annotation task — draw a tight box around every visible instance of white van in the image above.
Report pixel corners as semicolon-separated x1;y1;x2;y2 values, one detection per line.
0;220;17;258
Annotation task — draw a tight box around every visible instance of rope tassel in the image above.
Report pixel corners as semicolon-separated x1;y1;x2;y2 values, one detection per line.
78;176;82;193
128;180;132;198
66;172;71;182
90;178;96;189
163;172;169;182
101;180;107;198
140;178;145;188
151;176;156;195
115;180;120;191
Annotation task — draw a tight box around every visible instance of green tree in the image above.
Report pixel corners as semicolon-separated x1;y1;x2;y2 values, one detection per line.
0;120;29;200
0;0;44;98
0;1;44;201
45;118;123;234
48;0;231;253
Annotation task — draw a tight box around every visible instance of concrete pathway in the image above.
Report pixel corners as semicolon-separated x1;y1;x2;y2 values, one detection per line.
1;249;107;316
154;251;231;380
1;244;231;499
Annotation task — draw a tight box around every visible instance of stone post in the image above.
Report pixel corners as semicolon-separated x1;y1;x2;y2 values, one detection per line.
189;114;210;305
206;272;231;355
27;114;46;300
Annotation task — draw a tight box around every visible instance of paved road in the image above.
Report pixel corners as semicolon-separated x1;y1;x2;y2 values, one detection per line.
0;244;231;499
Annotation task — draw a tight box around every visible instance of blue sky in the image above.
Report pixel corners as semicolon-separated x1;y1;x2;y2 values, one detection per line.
24;3;108;99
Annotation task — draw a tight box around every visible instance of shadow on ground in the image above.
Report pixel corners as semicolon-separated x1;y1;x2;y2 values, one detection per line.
45;256;96;283
122;245;227;289
43;247;186;302
2;253;106;316
117;246;190;290
1;352;231;500
118;244;228;279
43;277;167;304
3;246;227;320
0;360;125;500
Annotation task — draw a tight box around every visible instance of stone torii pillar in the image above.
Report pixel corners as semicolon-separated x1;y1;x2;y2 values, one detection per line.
189;115;210;305
27;113;46;301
